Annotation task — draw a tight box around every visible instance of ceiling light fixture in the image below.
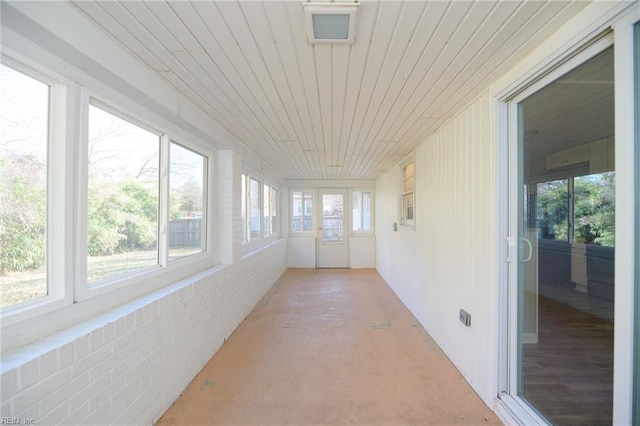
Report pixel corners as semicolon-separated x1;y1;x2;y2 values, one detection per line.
302;2;360;45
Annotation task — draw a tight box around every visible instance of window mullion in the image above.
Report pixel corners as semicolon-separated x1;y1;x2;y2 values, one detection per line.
245;175;248;242
48;82;72;303
246;175;251;242
269;187;272;236
159;134;170;267
264;185;269;237
568;177;575;243
360;195;364;227
260;182;264;239
202;155;209;252
75;89;90;301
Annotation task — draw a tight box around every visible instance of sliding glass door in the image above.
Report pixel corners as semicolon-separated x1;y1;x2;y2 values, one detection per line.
514;45;616;425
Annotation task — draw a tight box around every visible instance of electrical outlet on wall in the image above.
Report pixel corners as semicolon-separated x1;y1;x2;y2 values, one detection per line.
459;309;471;327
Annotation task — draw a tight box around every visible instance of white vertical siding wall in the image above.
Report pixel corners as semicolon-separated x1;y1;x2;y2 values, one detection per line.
287;237;317;268
349;237;376;268
376;92;498;405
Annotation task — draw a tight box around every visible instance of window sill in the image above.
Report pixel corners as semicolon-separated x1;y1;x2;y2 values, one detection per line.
1;261;231;365
1;256;219;353
241;237;283;259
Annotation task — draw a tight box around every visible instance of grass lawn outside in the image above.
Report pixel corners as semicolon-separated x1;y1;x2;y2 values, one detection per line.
1;247;200;308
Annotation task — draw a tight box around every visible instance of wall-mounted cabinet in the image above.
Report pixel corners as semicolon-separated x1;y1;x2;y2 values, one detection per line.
546;144;590;169
545;136;615;173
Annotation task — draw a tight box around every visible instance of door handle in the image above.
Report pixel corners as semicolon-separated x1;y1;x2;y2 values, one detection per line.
522;238;533;262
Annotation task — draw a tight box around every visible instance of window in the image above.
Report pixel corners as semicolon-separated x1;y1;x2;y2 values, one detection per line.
169;142;206;260
249;178;261;240
241;172;279;244
292;191;313;232
86;103;213;286
536;179;569;242
0;63;49;308
271;188;279;235
241;174;247;243
322;193;344;242
574;172;614;246
1;57;215;325
263;184;278;237
400;160;414;226
263;184;271;237
352;190;373;232
535;172;614;246
87;105;160;283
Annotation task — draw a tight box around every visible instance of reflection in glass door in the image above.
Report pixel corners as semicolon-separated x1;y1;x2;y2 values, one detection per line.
516;46;615;425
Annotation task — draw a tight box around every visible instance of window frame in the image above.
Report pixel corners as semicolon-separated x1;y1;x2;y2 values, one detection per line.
248;176;262;241
241;173;248;243
0;58;218;327
0;56;73;325
80;98;164;295
167;139;209;262
270;187;279;236
399;154;415;229
532;170;615;247
241;169;280;251
263;182;271;238
262;183;279;238
350;189;375;235
290;189;315;234
79;93;217;301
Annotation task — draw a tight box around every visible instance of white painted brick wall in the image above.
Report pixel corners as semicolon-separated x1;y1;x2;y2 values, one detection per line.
1;240;287;425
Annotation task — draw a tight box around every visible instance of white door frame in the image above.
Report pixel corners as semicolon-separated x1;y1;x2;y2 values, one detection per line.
612;10;640;424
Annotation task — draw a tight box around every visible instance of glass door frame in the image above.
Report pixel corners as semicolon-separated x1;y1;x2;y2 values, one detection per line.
614;10;640;425
499;21;639;423
317;188;349;268
635;19;640;425
620;10;640;425
635;18;640;424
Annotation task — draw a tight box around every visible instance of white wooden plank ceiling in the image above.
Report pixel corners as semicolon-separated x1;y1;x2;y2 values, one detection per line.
72;0;590;181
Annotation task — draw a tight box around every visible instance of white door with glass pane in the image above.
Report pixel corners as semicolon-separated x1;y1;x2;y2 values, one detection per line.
318;188;349;268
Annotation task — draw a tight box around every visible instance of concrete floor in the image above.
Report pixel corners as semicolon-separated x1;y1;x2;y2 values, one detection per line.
157;269;502;425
